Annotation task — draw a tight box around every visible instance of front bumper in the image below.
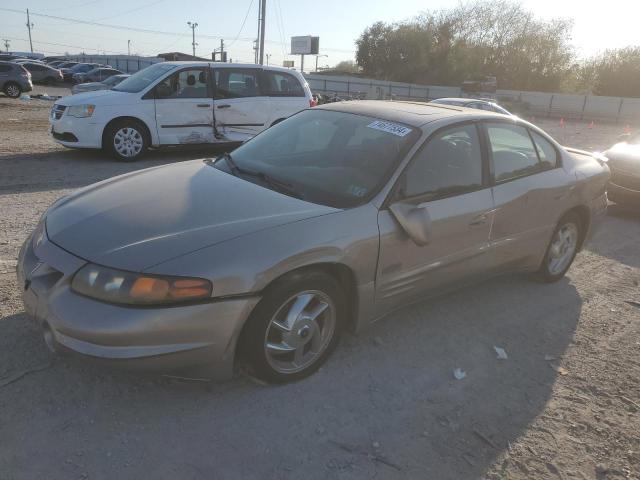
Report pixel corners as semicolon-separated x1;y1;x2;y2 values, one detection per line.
17;227;259;380
49;109;104;149
608;182;640;206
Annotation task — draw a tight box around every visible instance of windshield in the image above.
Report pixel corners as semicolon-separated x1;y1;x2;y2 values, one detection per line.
102;75;124;86
113;63;177;93
216;109;420;208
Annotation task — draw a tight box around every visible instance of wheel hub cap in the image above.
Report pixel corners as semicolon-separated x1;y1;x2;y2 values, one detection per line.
264;291;336;374
548;222;578;275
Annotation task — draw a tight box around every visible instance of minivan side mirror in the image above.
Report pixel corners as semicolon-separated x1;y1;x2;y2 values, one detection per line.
155;84;173;98
389;202;433;246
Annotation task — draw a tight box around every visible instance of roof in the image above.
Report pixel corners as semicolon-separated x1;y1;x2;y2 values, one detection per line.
315;100;504;127
432;97;496;105
155;60;298;74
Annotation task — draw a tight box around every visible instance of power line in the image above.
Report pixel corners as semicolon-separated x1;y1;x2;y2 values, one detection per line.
92;0;167;22
0;7;357;54
226;0;254;48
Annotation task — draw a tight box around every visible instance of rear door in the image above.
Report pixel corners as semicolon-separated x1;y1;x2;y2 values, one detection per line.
212;67;269;142
484;122;568;269
376;122;495;311
153;66;215;145
260;69;309;122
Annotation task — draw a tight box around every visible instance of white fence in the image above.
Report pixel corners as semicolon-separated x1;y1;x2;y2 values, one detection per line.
304;73;640;123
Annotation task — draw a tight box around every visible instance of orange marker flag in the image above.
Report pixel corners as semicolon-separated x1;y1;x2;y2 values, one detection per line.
560;117;565;127
588;121;594;129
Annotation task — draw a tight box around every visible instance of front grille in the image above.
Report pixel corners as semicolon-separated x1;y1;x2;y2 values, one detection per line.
51;104;66;120
610;168;640;191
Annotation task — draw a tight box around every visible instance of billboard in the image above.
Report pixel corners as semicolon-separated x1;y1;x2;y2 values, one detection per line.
283;60;294;68
291;36;319;55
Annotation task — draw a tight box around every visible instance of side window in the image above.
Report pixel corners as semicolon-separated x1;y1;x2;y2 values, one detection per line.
486;123;540;182
214;69;260;99
29;64;44;71
261;71;305;97
402;124;483;199
0;65;11;73
155;68;210;99
530;131;558;169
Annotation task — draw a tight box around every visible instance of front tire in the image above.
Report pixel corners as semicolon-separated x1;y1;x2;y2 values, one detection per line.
537;212;582;282
3;82;22;98
105;120;149;162
239;270;346;384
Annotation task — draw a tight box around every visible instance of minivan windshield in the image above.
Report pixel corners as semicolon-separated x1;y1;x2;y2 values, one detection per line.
112;63;177;93
215;109;420;208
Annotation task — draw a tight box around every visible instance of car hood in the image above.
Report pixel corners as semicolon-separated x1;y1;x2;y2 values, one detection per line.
45;160;337;271
605;142;640;173
56;89;136;106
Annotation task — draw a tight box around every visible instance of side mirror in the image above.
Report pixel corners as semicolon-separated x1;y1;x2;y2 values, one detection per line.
155;84;173;98
389;202;433;246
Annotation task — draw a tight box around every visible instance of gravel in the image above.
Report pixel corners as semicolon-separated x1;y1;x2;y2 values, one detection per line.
1;89;639;480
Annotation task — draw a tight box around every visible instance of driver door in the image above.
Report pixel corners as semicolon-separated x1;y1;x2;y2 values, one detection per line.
153;67;215;145
376;123;495;311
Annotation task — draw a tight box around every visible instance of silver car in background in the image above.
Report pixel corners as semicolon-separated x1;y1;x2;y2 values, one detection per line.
71;74;130;94
604;134;640;206
17;101;609;383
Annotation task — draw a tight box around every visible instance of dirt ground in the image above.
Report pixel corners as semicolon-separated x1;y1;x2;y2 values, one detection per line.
1;86;639;480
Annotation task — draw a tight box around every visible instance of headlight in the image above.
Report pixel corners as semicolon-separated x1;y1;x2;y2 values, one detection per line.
67;104;95;118
71;264;212;306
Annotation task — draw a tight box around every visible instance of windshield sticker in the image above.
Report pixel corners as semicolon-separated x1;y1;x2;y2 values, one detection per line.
366;120;412;137
347;185;368;197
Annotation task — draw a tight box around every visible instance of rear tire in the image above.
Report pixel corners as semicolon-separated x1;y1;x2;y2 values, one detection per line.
239;270;345;384
536;212;582;283
104;119;149;162
3;82;22;98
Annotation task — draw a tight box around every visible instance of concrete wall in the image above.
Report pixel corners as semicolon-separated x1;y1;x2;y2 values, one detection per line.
304;73;640;123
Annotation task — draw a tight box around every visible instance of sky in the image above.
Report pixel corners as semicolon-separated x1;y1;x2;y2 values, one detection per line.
0;0;638;70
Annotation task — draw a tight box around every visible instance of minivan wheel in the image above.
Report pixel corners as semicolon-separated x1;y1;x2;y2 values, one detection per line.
240;271;345;383
105;120;149;162
4;82;22;98
537;212;582;282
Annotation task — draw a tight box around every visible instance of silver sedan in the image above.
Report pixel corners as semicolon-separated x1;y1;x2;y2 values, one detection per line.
17;101;610;383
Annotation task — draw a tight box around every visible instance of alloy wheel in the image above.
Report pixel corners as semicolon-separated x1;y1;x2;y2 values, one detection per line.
264;290;336;374
547;222;578;275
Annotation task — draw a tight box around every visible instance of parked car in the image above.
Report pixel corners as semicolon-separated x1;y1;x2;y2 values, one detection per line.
71;74;130;94
60;63;100;81
73;67;123;84
22;101;610;382
47;60;67;68
50;61;314;161
603;133;640;206
0;61;33;98
462;75;498;93
0;54;30;61
430;97;512;115
19;61;63;84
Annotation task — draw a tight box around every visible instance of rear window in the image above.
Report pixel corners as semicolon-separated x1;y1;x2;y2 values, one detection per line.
261;71;304;97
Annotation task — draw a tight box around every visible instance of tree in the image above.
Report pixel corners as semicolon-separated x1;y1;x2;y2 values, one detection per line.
333;60;360;73
355;0;575;91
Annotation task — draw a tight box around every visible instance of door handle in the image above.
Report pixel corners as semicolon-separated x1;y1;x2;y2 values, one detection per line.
469;214;488;226
217;104;231;109
196;104;210;108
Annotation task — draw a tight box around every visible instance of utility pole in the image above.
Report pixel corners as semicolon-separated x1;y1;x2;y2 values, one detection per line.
3;39;9;53
315;54;328;72
258;0;266;64
127;39;131;56
26;9;34;53
266;53;271;66
220;39;224;61
187;21;198;57
253;39;258;64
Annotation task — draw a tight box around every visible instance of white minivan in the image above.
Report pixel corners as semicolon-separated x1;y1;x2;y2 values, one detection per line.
50;62;315;161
